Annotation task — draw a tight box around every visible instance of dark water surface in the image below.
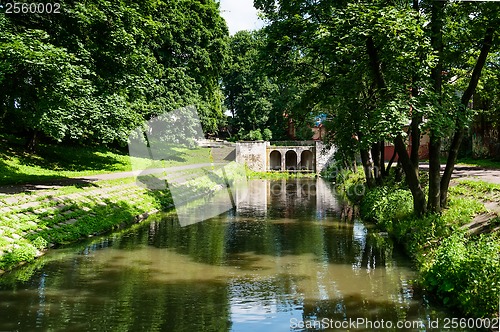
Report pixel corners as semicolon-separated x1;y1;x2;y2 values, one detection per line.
0;179;476;331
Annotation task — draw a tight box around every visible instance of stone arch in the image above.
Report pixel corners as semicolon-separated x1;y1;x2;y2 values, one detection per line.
300;150;314;171
285;150;297;170
269;150;282;170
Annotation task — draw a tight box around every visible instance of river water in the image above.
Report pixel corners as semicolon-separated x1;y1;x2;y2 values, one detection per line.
0;179;477;331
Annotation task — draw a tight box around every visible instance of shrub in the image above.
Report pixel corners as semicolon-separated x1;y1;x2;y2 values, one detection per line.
0;243;37;270
262;128;272;141
337;170;499;318
360;186;413;231
423;232;500;317
248;129;263;141
334;168;366;203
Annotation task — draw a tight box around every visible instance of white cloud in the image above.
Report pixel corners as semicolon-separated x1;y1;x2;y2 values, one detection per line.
219;0;264;35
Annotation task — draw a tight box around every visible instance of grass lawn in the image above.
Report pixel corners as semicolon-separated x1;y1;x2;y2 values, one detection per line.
456;157;500;169
0;134;211;186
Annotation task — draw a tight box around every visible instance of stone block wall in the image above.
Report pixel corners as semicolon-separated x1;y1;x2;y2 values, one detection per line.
315;141;336;173
236;142;267;172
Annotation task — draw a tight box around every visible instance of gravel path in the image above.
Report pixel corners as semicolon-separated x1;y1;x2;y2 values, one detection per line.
419;163;500;184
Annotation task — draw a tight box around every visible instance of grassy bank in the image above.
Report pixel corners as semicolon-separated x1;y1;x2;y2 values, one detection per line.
457;158;500;170
0;162;246;273
335;169;500;318
0;134;210;186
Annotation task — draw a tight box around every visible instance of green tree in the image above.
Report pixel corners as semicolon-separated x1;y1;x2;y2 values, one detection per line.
222;30;276;140
0;0;229;149
222;28;320;141
256;0;499;214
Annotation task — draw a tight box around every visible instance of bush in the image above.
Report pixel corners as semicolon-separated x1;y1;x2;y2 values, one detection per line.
360;186;413;231
334;168;366;203
248;129;263;141
423;232;500;317
262;128;272;141
392;213;450;256
0;243;37;270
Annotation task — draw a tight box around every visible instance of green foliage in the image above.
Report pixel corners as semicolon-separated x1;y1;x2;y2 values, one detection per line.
223;31;275;137
295;126;314;141
320;161;342;180
31;237;48;250
222;29;319;141
262;128;273;141
423;233;500;317
256;0;500;215
0;242;37;270
360;186;413;231
338;170;499;318
0;0;229;146
247;129;263;141
442;196;486;225
334;168;366;203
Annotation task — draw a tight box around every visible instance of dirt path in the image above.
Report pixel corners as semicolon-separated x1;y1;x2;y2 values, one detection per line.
422;164;500;234
419;163;500;184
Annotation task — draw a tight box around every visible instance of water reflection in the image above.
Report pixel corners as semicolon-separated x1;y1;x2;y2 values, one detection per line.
0;179;474;331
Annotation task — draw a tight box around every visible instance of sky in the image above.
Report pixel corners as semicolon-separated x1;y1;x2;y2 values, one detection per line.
219;0;265;35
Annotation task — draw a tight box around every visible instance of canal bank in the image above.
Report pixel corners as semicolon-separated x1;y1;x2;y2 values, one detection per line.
333;168;500;320
0;163;246;274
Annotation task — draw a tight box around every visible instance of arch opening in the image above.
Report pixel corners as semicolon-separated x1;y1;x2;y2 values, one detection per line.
285;150;298;170
300;150;314;171
269;150;282;170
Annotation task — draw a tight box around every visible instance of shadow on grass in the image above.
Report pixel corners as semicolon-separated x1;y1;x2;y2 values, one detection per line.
0;140;129;173
0;135;133;188
0;135;198;189
0;159;100;193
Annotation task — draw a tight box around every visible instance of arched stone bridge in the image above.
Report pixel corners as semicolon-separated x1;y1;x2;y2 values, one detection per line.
236;141;335;173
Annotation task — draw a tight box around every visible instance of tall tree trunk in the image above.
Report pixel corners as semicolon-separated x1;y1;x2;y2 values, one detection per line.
360;148;375;188
427;134;442;212
408;0;421;180
410;108;422;177
371;141;382;184
386;146;397;175
440;26;496;207
394;135;426;215
427;0;444;213
380;140;386;177
365;36;385;187
366;36;386;94
365;32;428;216
26;130;39;152
440;127;464;207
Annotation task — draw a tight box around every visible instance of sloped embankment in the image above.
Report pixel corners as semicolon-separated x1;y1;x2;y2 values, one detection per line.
0;163;245;273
